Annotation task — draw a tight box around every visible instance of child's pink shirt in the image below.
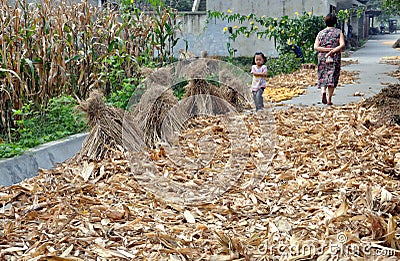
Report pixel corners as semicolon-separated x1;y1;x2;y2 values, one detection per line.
251;65;267;91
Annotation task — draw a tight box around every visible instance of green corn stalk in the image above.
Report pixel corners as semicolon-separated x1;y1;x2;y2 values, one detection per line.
0;0;182;143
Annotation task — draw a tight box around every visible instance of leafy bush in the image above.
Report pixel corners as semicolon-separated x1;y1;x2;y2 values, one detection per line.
107;77;139;109
218;56;252;73
172;81;188;100
266;53;303;76
0;96;87;158
216;54;301;78
206;11;325;64
127;0;194;12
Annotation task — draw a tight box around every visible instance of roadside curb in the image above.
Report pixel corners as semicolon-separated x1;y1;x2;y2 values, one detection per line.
0;133;88;187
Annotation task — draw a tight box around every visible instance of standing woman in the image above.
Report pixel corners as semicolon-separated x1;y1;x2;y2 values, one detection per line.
314;13;345;105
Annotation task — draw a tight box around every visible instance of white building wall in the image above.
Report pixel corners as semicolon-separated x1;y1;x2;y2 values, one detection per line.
176;0;338;57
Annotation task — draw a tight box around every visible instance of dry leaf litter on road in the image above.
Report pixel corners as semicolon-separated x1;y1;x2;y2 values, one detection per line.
2;59;400;260
1;104;400;260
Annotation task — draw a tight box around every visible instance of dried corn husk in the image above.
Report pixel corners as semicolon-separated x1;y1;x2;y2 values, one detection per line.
2;61;400;261
264;67;359;102
2;101;400;260
362;84;400;126
263;87;306;102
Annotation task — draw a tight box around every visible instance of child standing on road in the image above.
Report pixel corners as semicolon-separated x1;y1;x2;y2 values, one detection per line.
251;52;268;112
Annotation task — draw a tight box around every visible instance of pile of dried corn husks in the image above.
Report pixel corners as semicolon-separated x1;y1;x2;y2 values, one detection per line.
362;84;400;126
263;86;306;103
362;58;400;126
1;101;400;260
381;56;400;62
264;65;359;102
386;58;400;79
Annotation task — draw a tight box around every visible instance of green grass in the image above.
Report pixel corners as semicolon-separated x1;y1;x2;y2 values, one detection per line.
0;96;88;159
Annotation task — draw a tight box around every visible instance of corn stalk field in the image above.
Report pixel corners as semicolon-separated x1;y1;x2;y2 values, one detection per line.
0;0;181;142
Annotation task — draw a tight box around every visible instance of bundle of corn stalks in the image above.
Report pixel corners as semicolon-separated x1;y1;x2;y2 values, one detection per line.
74;90;143;161
183;78;230;115
75;60;253;155
131;60;252;149
132;83;179;148
182;59;251;114
144;67;175;88
218;68;252;111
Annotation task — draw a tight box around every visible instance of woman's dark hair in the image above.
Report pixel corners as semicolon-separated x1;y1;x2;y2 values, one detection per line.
253;51;266;65
324;13;337;27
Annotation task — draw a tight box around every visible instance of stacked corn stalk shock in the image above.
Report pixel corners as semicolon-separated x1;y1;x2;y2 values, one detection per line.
1;60;400;260
263;62;359;102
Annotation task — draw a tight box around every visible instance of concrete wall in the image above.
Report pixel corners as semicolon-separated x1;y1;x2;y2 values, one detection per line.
0;133;87;186
176;0;338;57
207;0;336;16
176;12;226;56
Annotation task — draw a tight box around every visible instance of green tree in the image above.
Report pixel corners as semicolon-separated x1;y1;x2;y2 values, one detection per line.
134;0;194;11
382;0;400;16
